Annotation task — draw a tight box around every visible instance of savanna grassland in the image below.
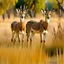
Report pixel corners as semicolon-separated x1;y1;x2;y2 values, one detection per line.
0;15;64;64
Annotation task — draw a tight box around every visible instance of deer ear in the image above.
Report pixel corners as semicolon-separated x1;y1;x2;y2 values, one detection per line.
44;10;46;14
20;11;22;14
49;11;52;16
16;8;20;14
49;11;51;14
41;9;46;15
41;9;44;14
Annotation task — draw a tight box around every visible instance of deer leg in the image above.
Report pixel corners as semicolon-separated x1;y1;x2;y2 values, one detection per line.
42;33;46;48
11;31;15;42
26;33;30;47
21;31;24;47
40;33;46;48
13;33;18;43
42;33;46;43
30;31;35;47
26;33;30;42
40;33;42;43
40;33;42;48
17;33;20;43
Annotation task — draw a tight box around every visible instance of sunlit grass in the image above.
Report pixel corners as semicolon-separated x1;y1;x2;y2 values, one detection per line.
0;17;64;64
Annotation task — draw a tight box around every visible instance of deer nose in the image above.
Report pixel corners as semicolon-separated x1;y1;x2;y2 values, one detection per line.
21;16;23;18
47;17;49;19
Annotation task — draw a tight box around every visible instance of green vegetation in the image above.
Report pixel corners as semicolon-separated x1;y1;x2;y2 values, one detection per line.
16;0;46;13
0;0;18;15
0;0;64;15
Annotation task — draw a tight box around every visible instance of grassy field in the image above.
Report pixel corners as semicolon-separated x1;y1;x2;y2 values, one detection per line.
0;16;64;64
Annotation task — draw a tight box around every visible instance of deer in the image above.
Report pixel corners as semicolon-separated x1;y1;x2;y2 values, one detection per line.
11;7;26;46
26;10;51;47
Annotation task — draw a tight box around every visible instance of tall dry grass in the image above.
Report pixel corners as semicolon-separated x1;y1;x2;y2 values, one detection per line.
0;47;46;64
0;16;64;64
0;18;46;64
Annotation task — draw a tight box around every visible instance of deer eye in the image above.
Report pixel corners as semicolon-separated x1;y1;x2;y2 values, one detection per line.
49;14;51;17
45;13;48;15
50;14;51;15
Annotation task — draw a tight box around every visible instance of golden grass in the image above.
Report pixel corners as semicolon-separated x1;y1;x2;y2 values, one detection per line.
0;47;47;64
0;16;64;64
0;18;46;64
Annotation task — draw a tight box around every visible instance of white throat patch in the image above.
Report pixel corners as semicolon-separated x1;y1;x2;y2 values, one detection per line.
20;18;24;22
43;30;48;34
46;19;50;23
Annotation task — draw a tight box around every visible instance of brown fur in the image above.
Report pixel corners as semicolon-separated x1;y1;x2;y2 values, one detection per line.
31;20;48;32
26;20;48;35
11;21;24;33
11;20;25;43
26;10;51;47
26;19;48;47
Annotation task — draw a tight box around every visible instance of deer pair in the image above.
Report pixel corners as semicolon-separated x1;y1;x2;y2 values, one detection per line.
11;9;51;47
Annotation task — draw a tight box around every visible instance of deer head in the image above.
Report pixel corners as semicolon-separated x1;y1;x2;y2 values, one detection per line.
16;6;26;22
41;9;51;23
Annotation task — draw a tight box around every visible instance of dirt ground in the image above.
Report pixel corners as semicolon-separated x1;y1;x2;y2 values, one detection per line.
0;15;64;64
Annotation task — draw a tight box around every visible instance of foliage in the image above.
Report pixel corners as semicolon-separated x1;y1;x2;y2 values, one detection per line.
1;0;64;15
24;0;33;7
16;0;46;13
45;2;53;11
0;0;18;15
16;0;25;8
48;0;64;9
35;0;46;13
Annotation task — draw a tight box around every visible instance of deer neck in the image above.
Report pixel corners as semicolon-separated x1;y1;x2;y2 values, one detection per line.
19;19;24;31
20;17;25;22
45;17;50;23
20;18;24;25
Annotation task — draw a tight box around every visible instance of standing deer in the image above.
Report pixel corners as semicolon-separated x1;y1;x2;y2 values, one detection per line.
26;10;51;47
11;7;26;45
